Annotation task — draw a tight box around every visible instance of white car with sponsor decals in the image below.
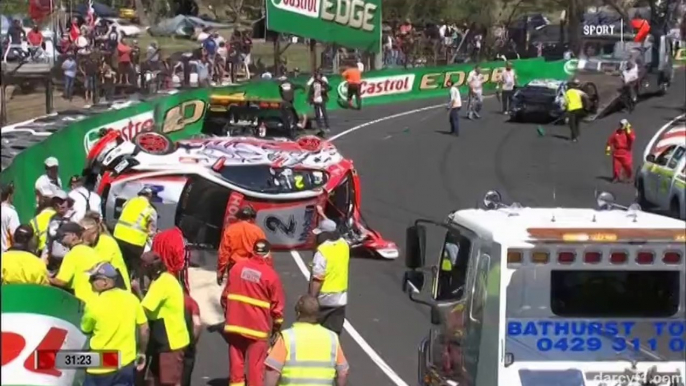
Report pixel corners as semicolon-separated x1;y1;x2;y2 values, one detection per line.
84;129;399;258
636;118;686;220
402;190;685;386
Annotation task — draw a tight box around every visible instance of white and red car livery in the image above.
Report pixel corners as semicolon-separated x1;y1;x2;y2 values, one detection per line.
84;130;399;259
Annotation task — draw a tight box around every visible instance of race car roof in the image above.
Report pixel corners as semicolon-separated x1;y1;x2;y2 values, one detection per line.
449;207;686;244
525;79;564;89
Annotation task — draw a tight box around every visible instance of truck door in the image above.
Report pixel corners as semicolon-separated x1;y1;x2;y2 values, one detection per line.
657;146;686;209
429;228;487;386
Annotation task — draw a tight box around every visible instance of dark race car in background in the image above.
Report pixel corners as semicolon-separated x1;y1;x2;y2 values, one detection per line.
203;94;323;139
84;129;399;259
508;79;567;122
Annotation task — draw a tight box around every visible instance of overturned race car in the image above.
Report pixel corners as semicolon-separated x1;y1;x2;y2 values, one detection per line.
84;129;399;259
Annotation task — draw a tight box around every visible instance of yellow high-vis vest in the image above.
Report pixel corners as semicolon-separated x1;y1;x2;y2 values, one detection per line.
565;89;583;111
317;239;350;295
280;322;338;385
30;208;56;251
113;197;153;247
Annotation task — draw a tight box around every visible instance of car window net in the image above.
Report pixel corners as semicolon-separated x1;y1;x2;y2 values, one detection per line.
550;270;680;317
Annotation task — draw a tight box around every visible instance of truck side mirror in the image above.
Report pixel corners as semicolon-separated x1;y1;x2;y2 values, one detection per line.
405;224;426;269
402;270;425;293
646;154;656;163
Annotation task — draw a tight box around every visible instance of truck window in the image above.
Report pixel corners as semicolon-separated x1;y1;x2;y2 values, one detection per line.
667;146;685;169
550;270;680;317
435;231;473;301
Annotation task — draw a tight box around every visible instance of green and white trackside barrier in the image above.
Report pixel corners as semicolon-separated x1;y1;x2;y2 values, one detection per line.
1;285;87;386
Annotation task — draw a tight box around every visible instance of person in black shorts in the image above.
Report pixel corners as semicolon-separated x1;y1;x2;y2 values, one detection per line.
277;76;305;138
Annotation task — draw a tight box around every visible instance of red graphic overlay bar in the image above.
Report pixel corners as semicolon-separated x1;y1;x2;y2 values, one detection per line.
101;351;120;368
35;350;58;370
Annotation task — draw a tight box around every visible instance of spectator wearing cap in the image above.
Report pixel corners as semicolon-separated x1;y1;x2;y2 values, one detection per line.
1;226;49;285
217;206;266;310
224;239;285;386
1;182;20;252
42;189;75;272
31;189;70;256
62;54;78;101
308;206;350;335
80;213;131;291
50;222;108;303
81;262;149;385
113;187;157;281
35;157;63;205
139;251;190;386
68;175;102;224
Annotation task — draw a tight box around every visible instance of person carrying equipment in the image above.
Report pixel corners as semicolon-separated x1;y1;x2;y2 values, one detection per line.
563;79;588;142
224;239;285;386
113;187;157;280
621;61;639;113
217;206;267;310
264;294;349;386
277;75;306;138
606;119;636;183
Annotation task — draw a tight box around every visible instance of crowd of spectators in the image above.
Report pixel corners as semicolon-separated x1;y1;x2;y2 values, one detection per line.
381;20;482;66
3;16;256;103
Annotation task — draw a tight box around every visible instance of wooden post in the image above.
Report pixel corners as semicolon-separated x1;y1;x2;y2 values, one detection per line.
274;35;281;77
0;83;7;126
45;77;54;114
309;39;317;73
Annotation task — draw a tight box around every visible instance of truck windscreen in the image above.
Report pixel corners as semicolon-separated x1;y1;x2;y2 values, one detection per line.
550;270;680;318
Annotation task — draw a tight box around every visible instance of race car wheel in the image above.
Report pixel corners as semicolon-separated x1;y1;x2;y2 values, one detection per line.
636;179;650;208
296;135;325;151
133;132;175;155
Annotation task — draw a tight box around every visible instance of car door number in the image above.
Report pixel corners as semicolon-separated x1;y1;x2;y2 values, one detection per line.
265;215;297;237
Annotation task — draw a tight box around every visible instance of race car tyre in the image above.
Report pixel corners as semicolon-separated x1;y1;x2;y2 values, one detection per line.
133;131;175;155
580;82;599;114
670;198;681;220
296;135;325;151
636;179;650;208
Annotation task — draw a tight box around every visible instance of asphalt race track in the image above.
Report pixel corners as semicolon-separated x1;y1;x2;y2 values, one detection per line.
190;69;686;386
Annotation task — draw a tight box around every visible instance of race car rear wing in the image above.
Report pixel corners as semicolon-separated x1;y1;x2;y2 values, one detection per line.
210;93;282;112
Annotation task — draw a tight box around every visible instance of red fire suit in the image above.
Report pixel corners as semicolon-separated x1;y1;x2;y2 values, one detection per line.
607;127;636;181
224;255;284;386
217;220;267;310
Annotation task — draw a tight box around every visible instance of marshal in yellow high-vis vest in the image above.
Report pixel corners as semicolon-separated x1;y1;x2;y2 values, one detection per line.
280;323;339;384
317;239;350;297
113;196;155;247
30;207;56;251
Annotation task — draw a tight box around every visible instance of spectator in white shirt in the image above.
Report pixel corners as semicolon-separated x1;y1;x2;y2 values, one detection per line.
466;65;483;120
1;183;20;252
621;61;639;112
67;175;102;224
35;157;63;206
356;59;364;73
447;79;462;136
499;62;517;114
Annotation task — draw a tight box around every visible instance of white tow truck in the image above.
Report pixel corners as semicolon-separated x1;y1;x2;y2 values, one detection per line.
402;191;686;386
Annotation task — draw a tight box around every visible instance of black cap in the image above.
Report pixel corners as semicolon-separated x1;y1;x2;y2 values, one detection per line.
13;225;35;245
253;239;271;255
56;222;84;241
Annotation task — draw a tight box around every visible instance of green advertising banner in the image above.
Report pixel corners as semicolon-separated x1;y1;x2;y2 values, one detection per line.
1;89;212;222
1;285;87;386
266;0;382;53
